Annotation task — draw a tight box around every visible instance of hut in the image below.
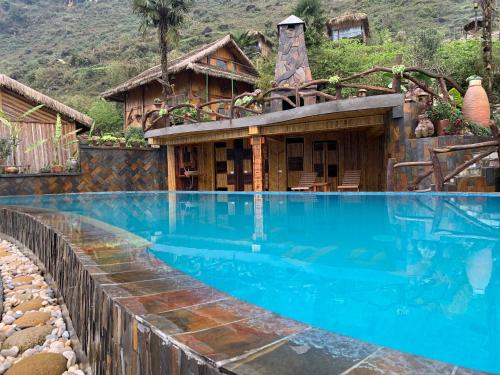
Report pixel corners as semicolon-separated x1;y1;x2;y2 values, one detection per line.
0;74;92;173
326;12;370;44
248;31;274;58
102;35;260;129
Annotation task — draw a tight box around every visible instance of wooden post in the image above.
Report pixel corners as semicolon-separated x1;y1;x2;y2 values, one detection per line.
438;78;450;102
251;136;265;192
392;55;403;93
335;86;342;100
386;158;396;191
430;150;444;192
166;145;177;191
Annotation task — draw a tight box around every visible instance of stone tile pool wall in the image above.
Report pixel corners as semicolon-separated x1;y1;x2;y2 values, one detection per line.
0;206;492;375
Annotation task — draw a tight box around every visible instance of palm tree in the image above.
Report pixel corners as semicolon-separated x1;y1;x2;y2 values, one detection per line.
231;31;258;58
132;0;192;98
293;0;325;33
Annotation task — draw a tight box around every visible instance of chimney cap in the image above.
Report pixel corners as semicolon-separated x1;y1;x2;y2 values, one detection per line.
278;15;306;29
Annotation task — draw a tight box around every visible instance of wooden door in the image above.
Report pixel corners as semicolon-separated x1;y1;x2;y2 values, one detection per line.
286;137;305;190
313;141;338;190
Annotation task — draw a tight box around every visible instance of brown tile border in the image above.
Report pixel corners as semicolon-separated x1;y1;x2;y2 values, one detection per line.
0;206;493;375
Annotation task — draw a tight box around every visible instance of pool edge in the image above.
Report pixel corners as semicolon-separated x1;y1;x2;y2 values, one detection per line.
0;206;494;375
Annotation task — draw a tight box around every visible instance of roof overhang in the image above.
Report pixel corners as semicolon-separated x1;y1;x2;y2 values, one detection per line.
146;94;405;145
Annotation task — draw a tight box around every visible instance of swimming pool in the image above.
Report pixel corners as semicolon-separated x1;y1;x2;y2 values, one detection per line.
1;192;498;373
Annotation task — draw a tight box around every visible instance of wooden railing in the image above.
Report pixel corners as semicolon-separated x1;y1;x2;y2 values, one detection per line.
388;124;500;192
142;59;464;132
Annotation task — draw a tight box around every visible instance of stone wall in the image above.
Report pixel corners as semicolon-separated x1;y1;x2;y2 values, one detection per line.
0;146;167;196
388;102;499;192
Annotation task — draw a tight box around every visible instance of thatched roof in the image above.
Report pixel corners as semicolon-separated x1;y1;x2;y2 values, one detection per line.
464;18;484;32
327;12;370;36
0;74;93;127
102;35;259;101
248;31;274;48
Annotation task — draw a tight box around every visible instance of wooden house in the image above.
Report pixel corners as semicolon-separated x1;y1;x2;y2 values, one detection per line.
0;74;92;172
248;31;274;58
145;16;405;193
326;12;370;44
102;35;260;129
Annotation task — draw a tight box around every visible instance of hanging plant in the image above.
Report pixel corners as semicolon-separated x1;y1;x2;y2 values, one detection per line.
328;75;341;86
392;65;406;77
234;96;254;107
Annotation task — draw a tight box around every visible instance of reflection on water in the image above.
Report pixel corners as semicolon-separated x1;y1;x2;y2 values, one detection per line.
0;192;499;373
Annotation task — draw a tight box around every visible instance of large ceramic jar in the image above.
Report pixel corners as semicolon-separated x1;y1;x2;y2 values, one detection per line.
463;78;491;127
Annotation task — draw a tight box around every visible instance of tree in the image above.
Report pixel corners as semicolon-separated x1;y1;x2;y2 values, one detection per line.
131;0;192;98
479;0;495;95
87;100;123;135
231;31;259;59
293;0;326;46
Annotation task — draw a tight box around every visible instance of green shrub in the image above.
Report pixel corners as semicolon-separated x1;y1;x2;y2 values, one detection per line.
86;100;123;135
125;127;145;142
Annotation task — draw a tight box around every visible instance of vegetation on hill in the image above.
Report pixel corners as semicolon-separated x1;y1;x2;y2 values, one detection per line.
0;0;497;122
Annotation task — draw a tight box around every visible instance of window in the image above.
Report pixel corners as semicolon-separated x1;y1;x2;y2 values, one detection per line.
216;59;227;70
332;26;363;41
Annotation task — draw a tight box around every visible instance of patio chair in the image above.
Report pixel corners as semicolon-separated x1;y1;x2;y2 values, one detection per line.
291;172;318;192
338;170;361;192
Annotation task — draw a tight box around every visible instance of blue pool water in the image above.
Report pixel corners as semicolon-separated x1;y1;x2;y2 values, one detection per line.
0;192;499;373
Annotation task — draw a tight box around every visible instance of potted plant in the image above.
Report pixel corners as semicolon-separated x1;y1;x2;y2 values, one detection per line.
0;139;12;174
153;97;163;109
39;164;52;174
0;105;44;173
65;155;80;173
100;134;119;147
48;115;80;173
426;102;458;136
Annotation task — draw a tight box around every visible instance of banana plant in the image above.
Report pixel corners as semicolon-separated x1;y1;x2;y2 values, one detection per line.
0;105;44;166
48;114;81;167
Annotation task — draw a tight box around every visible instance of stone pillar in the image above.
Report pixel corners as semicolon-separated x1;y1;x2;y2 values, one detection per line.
251;136;266;192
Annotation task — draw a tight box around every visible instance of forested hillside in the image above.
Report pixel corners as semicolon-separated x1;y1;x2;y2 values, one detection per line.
0;0;487;112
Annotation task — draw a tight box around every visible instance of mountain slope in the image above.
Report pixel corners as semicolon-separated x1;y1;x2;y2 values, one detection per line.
0;0;477;110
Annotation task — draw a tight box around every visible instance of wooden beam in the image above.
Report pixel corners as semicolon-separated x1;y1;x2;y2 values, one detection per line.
386;158;396;191
251;136;265;192
167;145;177;191
430;150;444;192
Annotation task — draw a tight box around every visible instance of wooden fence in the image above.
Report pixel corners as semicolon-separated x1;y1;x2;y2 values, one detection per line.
0;122;78;172
387;125;500;192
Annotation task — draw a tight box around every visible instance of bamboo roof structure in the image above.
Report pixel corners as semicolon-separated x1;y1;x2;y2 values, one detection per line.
0;74;93;127
327;12;370;36
102;35;259;101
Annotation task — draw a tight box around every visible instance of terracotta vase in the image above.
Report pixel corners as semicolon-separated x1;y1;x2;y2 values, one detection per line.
436;119;450;136
51;165;64;174
415;115;434;138
4;166;19;174
463;79;490;127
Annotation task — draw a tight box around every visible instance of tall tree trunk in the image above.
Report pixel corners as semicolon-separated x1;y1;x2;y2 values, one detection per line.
158;20;172;99
481;0;494;96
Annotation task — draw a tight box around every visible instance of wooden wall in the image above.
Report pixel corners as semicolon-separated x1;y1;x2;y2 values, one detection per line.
186;129;386;193
123;44;255;129
266;131;385;192
0;89;79;172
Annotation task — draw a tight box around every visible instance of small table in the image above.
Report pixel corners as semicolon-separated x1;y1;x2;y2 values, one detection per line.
311;182;331;192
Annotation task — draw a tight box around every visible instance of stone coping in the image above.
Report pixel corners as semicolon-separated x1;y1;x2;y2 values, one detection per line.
0;206;492;375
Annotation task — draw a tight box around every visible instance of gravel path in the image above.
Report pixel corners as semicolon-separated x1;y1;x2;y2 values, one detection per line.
0;239;87;375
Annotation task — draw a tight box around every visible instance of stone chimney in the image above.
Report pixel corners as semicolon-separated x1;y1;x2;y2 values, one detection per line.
274;15;313;87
